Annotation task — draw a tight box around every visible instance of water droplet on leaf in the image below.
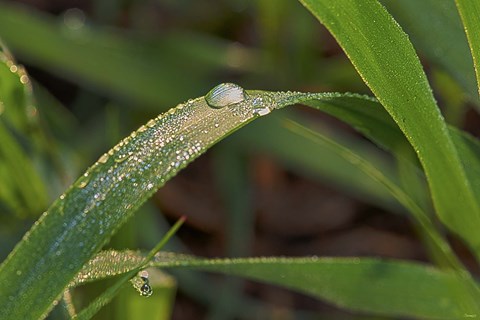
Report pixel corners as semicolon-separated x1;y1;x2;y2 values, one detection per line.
252;94;276;117
205;83;246;109
98;153;109;164
140;283;153;297
131;270;153;297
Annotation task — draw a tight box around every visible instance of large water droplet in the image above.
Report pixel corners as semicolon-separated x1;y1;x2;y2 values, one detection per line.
205;83;246;109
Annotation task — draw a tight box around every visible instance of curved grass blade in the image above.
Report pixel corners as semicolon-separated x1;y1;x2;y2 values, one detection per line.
455;0;480;98
298;0;480;257
0;86;278;320
381;0;478;105
74;250;478;319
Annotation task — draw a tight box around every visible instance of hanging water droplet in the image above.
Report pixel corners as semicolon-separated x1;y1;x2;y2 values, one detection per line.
78;179;89;189
140;282;153;297
98;153;109;164
205;83;246;109
131;270;153;297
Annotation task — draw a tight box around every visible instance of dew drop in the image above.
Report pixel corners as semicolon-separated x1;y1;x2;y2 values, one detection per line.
78;179;89;189
19;74;28;84
131;271;154;297
98;153;109;164
252;94;276;117
140;283;153;297
205;83;246;109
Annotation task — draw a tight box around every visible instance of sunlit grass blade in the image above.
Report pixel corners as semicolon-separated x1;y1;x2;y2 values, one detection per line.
381;0;478;105
0;86;278;320
75;250;479;319
298;0;480;257
455;0;480;98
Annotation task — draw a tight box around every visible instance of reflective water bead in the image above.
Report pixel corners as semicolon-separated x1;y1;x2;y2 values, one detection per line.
140;283;153;297
205;83;246;109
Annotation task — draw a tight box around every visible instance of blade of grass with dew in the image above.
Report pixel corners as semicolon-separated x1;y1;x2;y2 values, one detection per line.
298;0;480;257
70;117;478;316
71;217;184;320
380;0;478;105
455;0;480;98
0;85;281;320
2;85;480;319
74;250;479;319
0;3;257;108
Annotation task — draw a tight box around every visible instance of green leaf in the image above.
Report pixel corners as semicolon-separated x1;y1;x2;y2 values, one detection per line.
455;0;480;98
298;0;480;256
75;250;480;319
0;84;278;320
380;0;478;104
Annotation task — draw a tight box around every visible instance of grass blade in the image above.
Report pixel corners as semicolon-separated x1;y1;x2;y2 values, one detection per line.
72;217;184;320
381;0;478;104
298;0;480;256
76;250;479;319
0;86;277;320
455;0;480;98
